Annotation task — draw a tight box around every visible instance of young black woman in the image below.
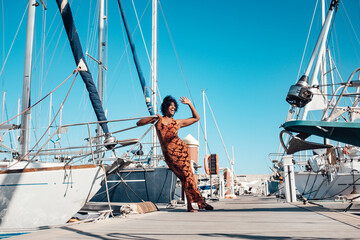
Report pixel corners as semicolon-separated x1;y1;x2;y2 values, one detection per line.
137;96;213;212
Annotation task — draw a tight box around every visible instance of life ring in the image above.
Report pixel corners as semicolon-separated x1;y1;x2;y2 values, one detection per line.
204;154;210;175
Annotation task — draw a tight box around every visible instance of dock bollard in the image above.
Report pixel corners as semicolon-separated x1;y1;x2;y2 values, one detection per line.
282;155;297;202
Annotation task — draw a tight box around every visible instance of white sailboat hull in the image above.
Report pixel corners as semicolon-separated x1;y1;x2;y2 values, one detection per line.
318;173;360;199
295;172;360;200
0;162;104;229
295;172;328;199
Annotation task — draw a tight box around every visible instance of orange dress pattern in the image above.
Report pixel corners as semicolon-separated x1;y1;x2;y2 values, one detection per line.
156;117;206;208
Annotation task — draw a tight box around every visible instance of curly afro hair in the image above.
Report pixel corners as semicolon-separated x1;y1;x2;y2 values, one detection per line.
161;95;178;116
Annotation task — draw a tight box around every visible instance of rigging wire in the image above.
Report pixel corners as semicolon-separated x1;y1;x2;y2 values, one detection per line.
340;1;360;63
9;69;79;167
297;0;319;80
106;0;150;105
204;94;232;166
0;3;28;78
131;0;152;67
85;0;94;53
158;1;216;166
157;0;194;103
0;70;76;127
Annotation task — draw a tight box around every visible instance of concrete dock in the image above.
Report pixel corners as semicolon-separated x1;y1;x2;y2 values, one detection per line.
12;196;360;239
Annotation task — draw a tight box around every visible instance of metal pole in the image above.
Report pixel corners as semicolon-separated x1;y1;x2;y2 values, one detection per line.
97;0;105;152
283;155;297;202
1;91;5;123
203;90;207;155
151;0;158;166
304;1;337;77
16;98;20;152
231;146;235;195
20;0;37;159
302;0;330;120
203;90;212;198
47;93;52;161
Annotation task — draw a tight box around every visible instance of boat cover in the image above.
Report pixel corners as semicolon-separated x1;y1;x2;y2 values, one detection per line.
283;120;360;147
56;0;109;133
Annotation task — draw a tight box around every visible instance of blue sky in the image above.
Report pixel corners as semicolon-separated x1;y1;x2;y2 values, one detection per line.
1;0;360;174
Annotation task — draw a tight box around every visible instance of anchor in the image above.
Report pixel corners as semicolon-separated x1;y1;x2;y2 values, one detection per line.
280;130;333;154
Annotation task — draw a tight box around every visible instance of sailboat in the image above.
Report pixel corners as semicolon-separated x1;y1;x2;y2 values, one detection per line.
277;0;360;201
0;0;144;229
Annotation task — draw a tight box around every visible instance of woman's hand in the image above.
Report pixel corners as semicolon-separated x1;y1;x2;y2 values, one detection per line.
136;115;160;126
180;96;191;105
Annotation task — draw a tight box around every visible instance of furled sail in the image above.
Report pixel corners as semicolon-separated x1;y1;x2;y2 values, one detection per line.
117;0;155;115
55;0;109;133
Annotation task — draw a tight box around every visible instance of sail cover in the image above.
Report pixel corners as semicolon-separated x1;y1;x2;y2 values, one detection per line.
56;0;109;133
283;120;360;147
117;0;154;115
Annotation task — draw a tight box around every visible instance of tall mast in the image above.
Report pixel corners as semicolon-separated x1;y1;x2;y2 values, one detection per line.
302;0;330;120
202;90;207;155
151;0;158;165
97;0;105;145
20;0;37;159
203;90;212;198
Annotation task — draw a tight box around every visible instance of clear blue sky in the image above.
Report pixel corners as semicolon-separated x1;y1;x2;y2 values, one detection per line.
1;0;360;174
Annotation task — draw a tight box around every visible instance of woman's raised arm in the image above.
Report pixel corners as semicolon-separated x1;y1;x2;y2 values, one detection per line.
177;97;200;128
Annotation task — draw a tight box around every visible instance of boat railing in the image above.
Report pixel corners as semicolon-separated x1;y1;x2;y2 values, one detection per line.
322;67;360;122
0;117;157;167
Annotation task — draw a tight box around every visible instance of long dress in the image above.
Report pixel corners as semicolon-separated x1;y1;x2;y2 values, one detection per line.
156;116;206;208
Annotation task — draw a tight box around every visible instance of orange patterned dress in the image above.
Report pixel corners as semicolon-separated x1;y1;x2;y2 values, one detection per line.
156;116;206;208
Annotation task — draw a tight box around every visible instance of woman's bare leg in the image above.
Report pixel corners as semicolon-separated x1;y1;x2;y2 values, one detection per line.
182;181;197;212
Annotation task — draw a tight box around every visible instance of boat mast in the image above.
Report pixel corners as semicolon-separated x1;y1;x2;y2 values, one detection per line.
202;90;207;156
231;146;235;195
20;0;37;159
286;0;339;110
1;92;5;123
202;90;212;198
302;0;330;120
151;0;158;166
97;0;105;148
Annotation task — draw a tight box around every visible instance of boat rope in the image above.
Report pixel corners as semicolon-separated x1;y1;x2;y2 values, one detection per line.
155;169;170;203
1;0;4;73
205;94;232;166
158;0;194;103
305;172;320;199
340;1;360;64
107;1;150;104
101;163;114;217
131;0;152;67
0;3;28;78
9;68;80;167
36;3;47;112
296;0;319;80
85;0;96;55
92;166;136;198
117;171;146;202
140;164;173;203
301;171;312;196
117;0;154;115
143;169;150;201
43;26;66;90
320;175;360;200
0;69;77;128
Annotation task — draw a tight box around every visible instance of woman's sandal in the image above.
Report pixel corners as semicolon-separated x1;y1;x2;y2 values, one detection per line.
204;204;214;211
